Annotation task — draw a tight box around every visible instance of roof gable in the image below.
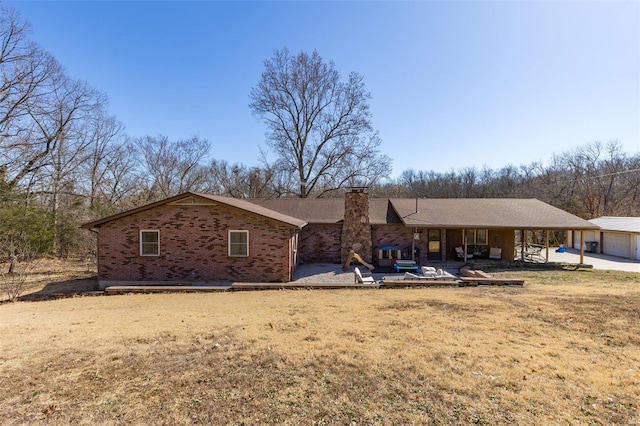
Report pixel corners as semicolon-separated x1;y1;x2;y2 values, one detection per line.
81;192;307;229
166;195;217;206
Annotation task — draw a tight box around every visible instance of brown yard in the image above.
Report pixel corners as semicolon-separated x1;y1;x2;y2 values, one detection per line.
0;262;639;425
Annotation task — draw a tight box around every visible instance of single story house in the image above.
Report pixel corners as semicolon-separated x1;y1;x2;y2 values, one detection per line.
569;216;640;260
82;188;598;288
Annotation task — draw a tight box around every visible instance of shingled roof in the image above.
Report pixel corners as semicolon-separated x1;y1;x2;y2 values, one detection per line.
389;198;599;230
253;198;402;225
255;197;596;230
82;193;597;231
81;192;307;229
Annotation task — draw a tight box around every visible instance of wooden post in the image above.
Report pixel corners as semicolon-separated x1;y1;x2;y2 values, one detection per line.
441;228;447;262
545;230;549;263
463;228;468;259
411;228;416;261
520;230;525;261
579;230;585;264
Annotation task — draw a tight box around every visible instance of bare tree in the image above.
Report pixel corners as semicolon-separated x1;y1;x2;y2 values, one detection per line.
78;113;138;210
0;7;56;133
11;78;103;189
0;7;105;194
95;141;143;210
0;235;37;301
250;48;391;198
553;141;632;218
377;140;640;218
136;135;211;200
208;160;283;198
597;141;630;216
619;154;640;215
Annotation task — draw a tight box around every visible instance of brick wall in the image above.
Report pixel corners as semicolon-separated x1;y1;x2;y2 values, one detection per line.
372;225;426;264
298;223;342;263
97;203;297;283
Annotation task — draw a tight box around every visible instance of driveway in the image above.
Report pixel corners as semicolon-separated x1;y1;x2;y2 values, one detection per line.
546;248;640;273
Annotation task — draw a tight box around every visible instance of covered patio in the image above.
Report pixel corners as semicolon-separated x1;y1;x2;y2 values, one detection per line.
387;198;600;265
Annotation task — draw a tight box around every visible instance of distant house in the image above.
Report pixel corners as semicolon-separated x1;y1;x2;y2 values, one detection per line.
82;188;598;288
569;217;640;260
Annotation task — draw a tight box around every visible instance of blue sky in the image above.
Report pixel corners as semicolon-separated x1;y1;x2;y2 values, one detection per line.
7;1;640;178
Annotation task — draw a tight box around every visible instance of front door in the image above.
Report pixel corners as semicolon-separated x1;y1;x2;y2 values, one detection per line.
427;229;441;261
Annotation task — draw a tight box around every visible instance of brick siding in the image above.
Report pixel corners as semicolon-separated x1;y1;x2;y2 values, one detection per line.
298;224;342;263
97;204;297;283
372;225;427;264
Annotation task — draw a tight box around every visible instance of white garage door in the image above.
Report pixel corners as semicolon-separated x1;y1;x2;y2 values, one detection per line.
602;232;630;258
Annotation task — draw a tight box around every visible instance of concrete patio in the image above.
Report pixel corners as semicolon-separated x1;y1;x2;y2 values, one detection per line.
291;261;465;284
546;248;640;273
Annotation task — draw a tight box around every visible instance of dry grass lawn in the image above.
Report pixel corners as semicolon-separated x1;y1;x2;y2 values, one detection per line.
0;262;639;425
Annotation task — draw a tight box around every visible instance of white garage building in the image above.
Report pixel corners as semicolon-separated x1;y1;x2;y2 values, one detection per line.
571;217;640;260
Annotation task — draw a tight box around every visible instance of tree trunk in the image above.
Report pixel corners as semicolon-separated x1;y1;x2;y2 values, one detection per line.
8;254;17;274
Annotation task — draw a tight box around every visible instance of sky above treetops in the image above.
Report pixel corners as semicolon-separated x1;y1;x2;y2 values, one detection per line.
7;1;639;178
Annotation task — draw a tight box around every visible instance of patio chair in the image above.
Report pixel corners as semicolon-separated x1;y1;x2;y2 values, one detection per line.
421;266;437;277
354;267;376;285
489;247;502;260
455;246;473;260
524;244;545;263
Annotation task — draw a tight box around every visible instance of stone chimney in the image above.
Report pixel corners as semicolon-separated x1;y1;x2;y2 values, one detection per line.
341;187;373;263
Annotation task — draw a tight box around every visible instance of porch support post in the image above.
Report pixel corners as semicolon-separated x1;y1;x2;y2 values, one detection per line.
520;230;525;261
545;230;549;263
580;229;585;264
411;227;416;261
441;228;447;261
462;228;468;259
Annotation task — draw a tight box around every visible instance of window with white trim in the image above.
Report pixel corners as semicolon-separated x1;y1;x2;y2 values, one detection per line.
228;230;249;257
140;230;160;256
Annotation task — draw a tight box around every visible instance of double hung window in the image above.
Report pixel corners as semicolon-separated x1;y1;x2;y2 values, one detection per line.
228;230;249;257
140;230;160;256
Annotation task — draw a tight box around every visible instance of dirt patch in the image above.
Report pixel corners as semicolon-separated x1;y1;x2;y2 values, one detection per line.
1;258;97;302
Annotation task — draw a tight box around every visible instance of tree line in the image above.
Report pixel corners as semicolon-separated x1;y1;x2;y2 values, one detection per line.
1;5;639;266
374;140;640;219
